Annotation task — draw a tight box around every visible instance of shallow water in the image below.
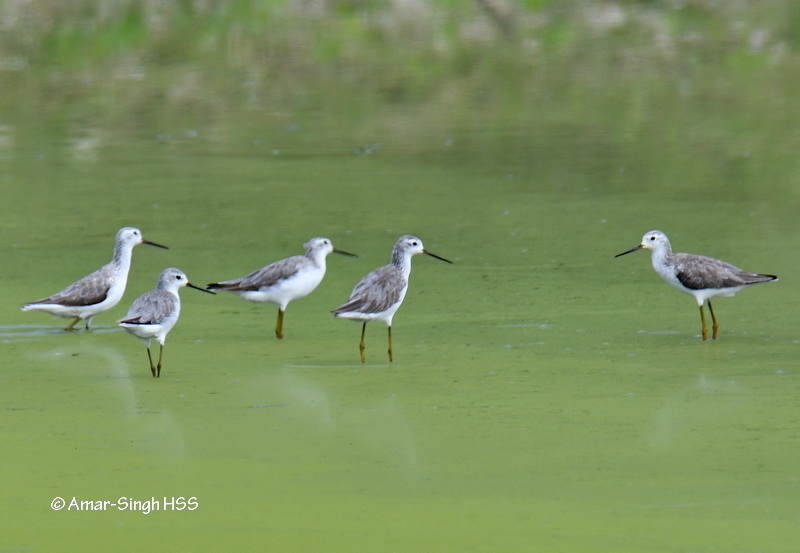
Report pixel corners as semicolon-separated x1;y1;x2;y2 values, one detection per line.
2;106;799;552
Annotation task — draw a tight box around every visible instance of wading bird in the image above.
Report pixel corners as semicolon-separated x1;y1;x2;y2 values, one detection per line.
207;237;356;339
333;235;452;363
22;227;167;330
119;268;215;377
615;230;777;340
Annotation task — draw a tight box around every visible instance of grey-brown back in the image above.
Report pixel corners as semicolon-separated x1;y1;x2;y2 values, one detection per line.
333;265;405;315
119;290;177;325
25;264;113;307
209;255;310;291
672;252;777;290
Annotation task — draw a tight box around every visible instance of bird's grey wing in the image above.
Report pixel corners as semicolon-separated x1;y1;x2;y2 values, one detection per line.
26;265;112;306
674;254;760;289
211;256;307;291
334;266;403;314
119;291;175;324
242;256;308;288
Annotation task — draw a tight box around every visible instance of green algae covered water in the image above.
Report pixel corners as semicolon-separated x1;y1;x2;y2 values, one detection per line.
1;103;799;552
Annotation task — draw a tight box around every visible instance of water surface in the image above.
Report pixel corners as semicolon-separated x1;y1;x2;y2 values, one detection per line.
1;105;798;552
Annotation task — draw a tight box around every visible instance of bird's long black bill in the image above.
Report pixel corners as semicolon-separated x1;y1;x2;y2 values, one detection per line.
614;245;642;258
143;239;169;249
424;250;453;264
188;282;216;294
334;248;358;258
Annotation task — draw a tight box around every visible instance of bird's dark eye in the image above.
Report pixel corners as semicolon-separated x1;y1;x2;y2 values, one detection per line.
649;236;656;241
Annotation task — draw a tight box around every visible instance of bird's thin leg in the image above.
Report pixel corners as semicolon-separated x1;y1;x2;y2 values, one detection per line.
387;326;393;362
146;347;157;377
359;322;367;364
699;305;708;341
64;317;81;331
156;344;164;378
708;300;719;340
275;308;285;339
84;316;93;330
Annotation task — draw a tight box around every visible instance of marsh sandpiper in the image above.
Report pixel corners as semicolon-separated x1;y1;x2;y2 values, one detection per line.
21;227;168;330
207;237;356;339
616;230;777;340
332;235;452;363
119;268;215;377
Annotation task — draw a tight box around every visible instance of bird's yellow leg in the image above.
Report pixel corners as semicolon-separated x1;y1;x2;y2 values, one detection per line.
708;301;719;340
64;317;81;331
146;347;157;377
156;344;164;378
359;322;367;364
275;309;284;339
699;305;708;341
387;326;393;363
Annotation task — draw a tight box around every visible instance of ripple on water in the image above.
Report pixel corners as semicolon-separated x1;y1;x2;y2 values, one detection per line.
0;324;124;341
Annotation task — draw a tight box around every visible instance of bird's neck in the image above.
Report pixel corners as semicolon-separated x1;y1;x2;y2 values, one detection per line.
111;242;134;270
391;254;413;279
167;287;182;298
649;244;672;268
307;250;327;268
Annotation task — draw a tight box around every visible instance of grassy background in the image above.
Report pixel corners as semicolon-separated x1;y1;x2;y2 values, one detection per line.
5;0;800;124
3;4;800;552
